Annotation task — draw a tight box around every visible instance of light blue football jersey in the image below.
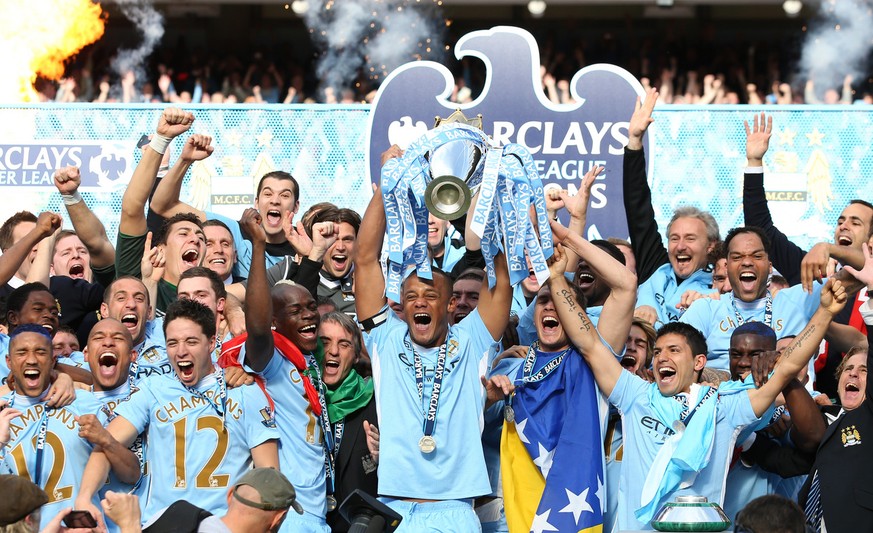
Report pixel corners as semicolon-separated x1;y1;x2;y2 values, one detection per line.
607;371;759;531
680;283;822;371
238;344;328;520
113;371;278;519
130;317;172;382
1;390;108;530
91;382;148;533
365;308;498;499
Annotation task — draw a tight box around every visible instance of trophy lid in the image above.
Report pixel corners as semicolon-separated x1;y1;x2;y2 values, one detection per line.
434;109;483;130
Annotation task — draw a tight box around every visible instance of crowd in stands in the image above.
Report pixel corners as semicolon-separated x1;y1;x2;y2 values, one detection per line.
0;96;871;533
31;28;873;106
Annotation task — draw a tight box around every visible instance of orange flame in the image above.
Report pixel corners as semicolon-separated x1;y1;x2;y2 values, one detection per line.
0;0;106;102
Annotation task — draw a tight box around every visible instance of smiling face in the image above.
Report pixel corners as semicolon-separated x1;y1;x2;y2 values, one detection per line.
203;225;236;281
7;331;54;397
10;291;60;335
165;317;215;386
520;254;540;297
402;272;453;348
652;333;707;396
450;278;480;325
427;213;449;252
52;330;79;358
833;202;873;251
256;177;299;242
162;221;206;283
319;320;359;389
574;259;608;307
272;284;320;353
85;319;135;391
837;351;868;410
667;217;713;280
729;333;773;381
727;232;772;302
322;222;356;279
534;284;570;352
621;324;650;373
712;258;731;294
177;276;224;319
100;278;150;346
52;233;91;281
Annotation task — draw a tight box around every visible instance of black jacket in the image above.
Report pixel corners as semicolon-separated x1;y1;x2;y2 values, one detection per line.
327;397;379;532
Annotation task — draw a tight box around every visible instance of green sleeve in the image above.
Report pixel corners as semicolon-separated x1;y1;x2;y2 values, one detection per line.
115;232;146;279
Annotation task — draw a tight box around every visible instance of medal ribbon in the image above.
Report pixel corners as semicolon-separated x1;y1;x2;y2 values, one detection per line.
308;359;337;504
403;332;452;441
731;292;773;329
176;367;227;428
8;395;51;485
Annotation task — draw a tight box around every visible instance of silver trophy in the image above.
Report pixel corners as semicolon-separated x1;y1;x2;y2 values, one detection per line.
424;110;487;220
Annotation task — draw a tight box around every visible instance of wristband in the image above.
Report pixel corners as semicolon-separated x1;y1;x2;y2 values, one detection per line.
61;190;83;206
148;134;172;155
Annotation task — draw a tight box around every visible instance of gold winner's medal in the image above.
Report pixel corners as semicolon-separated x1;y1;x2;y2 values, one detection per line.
327;495;337;511
419;435;437;454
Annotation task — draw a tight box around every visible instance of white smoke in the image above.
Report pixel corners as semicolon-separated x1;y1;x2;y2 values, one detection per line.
110;0;164;84
797;0;873;96
304;0;444;95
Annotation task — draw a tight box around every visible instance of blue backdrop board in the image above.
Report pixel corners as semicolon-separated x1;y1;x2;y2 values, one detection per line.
0;103;868;255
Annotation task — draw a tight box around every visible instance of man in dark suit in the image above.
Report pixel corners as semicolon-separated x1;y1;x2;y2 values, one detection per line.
317;311;379;532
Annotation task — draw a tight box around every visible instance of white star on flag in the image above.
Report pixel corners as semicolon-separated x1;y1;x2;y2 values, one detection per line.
595;476;605;512
559;487;594;525
530;509;559;533
532;442;555;480
516;418;530;444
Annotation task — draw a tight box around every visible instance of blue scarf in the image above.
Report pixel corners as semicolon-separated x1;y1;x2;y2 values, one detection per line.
636;378;754;523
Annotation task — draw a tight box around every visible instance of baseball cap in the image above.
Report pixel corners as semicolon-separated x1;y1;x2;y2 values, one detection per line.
0;475;48;526
232;468;304;515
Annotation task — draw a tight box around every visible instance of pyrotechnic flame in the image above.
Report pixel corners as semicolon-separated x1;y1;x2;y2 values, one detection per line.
0;0;105;102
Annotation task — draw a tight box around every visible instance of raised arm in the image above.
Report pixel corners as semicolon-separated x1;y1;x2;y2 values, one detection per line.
550;219;637;353
476;251;512;341
748;278;847;417
623;87;667;283
559;165;603;274
4;212;60;287
548;244;623;396
782;378;826;453
241;208;274;373
355;146;402;321
53;167;115;268
119;108;194;237
74;416;140;522
24;224;58;286
149;134;214;220
743;112;806;285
